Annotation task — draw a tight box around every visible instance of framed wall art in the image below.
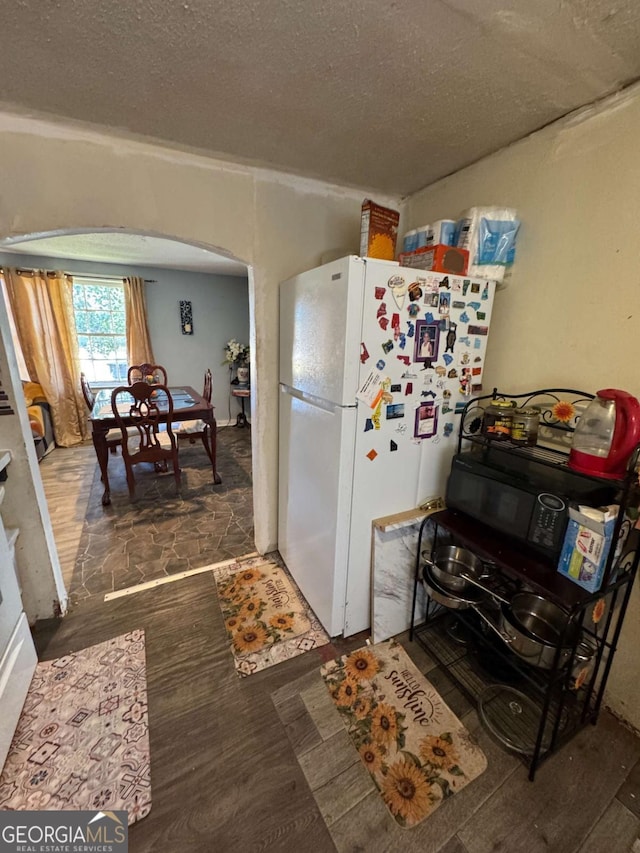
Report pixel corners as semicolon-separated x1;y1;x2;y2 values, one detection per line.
179;300;194;335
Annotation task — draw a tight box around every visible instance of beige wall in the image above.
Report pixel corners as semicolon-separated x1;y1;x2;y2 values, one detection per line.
0;112;399;603
405;81;640;728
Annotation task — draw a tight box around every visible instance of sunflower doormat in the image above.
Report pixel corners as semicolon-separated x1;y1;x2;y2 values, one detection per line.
213;557;330;677
0;631;151;823
321;639;487;829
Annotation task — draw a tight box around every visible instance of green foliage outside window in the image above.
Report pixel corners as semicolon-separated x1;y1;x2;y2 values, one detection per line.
72;282;128;381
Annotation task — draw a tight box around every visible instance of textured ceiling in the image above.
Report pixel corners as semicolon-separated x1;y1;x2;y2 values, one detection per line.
1;232;248;276
1;0;639;194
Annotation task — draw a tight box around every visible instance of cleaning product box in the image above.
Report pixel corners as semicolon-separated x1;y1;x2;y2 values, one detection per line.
557;504;618;593
360;199;400;260
398;244;469;275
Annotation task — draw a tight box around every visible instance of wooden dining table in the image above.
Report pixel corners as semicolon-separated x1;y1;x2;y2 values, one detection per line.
89;385;222;505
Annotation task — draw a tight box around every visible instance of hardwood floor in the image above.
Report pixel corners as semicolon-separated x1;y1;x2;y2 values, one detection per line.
30;442;640;852
38;443;96;589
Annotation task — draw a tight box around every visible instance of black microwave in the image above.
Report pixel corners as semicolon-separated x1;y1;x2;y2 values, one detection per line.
445;449;616;559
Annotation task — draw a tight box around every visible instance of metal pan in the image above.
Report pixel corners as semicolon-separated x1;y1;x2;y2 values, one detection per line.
422;564;487;610
421;545;491;594
472;593;581;670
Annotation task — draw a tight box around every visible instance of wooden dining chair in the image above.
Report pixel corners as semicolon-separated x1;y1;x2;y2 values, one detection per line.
111;382;181;500
175;369;214;462
81;372;123;455
127;363;168;385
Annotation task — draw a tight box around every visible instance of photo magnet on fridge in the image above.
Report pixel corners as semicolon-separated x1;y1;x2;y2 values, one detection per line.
415;402;439;439
414;320;439;364
386;403;405;419
425;293;439;308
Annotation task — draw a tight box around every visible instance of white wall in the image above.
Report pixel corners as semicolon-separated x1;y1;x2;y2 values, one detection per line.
404;81;640;729
0;111;399;573
0;252;251;424
145;269;250;424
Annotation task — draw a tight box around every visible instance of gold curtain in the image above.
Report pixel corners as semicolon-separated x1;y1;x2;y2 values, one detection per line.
4;268;89;446
124;276;155;366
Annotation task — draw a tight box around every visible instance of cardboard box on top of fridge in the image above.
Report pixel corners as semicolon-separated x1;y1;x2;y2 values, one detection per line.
557;504;619;593
398;244;469;275
360;199;400;260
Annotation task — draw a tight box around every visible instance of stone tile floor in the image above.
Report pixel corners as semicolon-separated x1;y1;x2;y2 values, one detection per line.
69;425;254;603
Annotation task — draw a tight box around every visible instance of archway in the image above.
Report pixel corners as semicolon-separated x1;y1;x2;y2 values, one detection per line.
0;226;265;608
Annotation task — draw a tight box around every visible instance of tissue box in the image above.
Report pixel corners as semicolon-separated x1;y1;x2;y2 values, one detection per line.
399;244;469;275
557;505;618;593
360;199;400;260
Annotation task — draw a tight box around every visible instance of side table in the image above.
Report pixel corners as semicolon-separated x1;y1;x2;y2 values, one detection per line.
231;387;251;428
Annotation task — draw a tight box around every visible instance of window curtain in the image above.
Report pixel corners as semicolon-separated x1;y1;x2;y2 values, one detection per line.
123;276;155;366
3;268;89;446
0;275;30;380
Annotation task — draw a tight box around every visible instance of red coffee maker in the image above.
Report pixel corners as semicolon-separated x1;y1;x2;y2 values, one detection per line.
568;389;640;479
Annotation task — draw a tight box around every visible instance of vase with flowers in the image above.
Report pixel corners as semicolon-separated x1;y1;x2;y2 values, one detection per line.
223;339;250;387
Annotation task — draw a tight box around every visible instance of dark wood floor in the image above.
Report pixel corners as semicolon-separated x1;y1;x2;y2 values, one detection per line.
32;572;640;853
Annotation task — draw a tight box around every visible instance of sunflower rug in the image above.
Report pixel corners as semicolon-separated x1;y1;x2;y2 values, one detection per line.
213;557;330;677
321;639;487;829
0;631;151;823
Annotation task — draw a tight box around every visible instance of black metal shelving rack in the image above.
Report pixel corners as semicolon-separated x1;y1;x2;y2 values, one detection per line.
409;388;640;781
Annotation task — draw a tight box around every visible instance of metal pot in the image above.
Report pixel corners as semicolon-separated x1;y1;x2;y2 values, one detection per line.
422;545;490;594
422;565;486;610
568;639;597;690
473;592;581;670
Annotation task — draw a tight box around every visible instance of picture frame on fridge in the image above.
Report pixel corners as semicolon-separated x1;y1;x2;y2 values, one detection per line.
415;402;439;439
414;320;440;363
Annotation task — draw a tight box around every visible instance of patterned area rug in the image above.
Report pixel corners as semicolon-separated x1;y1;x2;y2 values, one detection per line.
70;426;254;603
0;631;151;824
321;639;487;829
213;557;329;677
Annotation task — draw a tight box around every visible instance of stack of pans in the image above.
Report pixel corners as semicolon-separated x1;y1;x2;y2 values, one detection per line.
422;546;585;672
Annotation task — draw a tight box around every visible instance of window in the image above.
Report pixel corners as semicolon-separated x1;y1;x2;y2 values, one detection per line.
72;278;128;384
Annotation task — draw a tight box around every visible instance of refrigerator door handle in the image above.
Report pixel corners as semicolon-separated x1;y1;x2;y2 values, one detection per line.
280;383;356;414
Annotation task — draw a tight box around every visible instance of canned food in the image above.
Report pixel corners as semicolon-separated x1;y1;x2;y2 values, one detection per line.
511;407;540;446
483;400;516;440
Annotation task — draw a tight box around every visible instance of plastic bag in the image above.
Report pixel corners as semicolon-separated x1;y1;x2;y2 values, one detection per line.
455;207;520;282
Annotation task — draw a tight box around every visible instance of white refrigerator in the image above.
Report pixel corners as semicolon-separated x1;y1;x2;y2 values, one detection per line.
278;255;495;637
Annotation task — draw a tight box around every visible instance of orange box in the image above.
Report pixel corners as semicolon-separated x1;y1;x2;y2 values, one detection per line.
399;244;469;275
360;199;400;260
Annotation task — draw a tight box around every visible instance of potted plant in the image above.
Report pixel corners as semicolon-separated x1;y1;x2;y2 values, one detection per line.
223;339;250;387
